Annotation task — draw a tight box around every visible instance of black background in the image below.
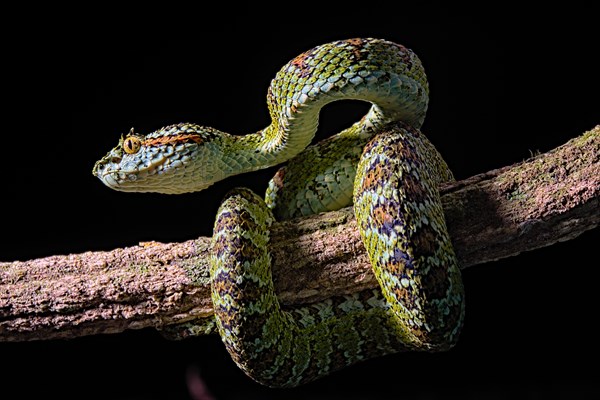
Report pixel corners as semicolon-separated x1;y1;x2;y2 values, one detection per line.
2;11;598;400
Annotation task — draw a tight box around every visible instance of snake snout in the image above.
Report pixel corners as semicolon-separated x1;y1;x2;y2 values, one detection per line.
92;146;123;176
91;159;105;177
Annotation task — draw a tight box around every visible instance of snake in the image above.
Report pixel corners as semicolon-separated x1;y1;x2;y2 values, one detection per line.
92;38;465;388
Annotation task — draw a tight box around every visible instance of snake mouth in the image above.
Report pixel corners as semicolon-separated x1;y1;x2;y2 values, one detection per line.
94;158;213;194
96;168;158;193
92;157;168;182
99;170;121;189
93;155;169;191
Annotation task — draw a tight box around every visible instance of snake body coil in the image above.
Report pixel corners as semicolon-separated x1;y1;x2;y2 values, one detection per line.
93;38;465;387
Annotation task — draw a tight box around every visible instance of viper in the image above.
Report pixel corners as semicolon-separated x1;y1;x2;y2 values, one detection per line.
93;38;465;388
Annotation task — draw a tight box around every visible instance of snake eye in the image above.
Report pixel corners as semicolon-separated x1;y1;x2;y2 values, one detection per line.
123;136;142;154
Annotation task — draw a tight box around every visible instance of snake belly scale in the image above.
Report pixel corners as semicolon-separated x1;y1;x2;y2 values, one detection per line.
93;38;465;387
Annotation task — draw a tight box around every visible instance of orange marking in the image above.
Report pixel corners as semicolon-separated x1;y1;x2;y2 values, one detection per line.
291;51;312;77
291;51;309;69
143;133;204;147
345;38;365;59
345;38;364;46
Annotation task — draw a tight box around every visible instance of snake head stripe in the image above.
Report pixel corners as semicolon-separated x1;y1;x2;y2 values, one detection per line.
92;124;227;194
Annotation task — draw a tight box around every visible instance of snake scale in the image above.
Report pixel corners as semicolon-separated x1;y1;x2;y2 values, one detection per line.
93;38;465;387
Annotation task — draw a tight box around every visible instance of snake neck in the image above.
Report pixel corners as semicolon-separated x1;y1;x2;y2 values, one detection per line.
226;38;429;172
223;103;406;178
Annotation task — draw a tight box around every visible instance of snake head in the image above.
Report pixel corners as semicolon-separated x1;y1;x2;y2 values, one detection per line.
92;124;225;194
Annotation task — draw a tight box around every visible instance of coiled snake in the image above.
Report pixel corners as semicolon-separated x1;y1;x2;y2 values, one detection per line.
93;38;465;388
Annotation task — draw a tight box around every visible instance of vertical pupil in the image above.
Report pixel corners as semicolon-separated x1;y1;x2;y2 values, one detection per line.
125;138;138;153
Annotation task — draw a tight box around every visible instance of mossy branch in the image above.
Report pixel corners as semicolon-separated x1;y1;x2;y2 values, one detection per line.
1;127;598;342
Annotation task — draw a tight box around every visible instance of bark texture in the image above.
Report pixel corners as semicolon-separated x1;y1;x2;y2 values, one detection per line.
1;127;598;342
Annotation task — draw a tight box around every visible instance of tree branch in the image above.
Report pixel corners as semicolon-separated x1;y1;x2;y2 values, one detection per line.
1;127;598;342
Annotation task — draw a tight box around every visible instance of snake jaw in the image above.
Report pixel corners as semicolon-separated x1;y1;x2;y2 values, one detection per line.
93;151;190;194
95;155;166;188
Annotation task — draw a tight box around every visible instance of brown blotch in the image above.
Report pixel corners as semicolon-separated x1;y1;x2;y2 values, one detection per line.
382;135;430;201
370;203;395;228
409;223;453;302
361;165;381;191
271;167;286;190
344;38;365;60
291;51;312;77
345;38;364;46
391;283;418;316
420;260;452;302
360;162;394;192
238;237;263;262
410;223;438;259
406;173;430;199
